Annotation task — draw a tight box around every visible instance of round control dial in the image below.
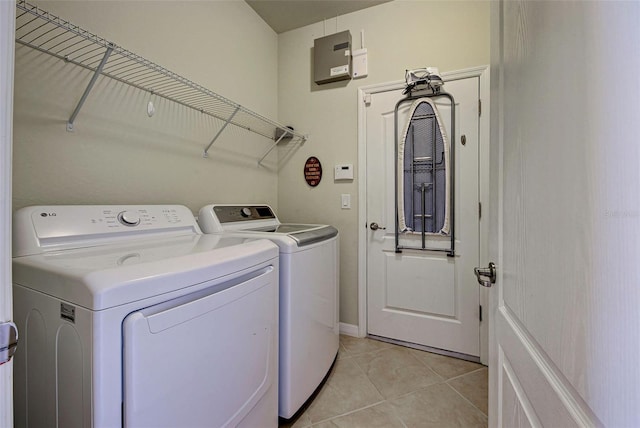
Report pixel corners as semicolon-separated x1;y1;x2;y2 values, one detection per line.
240;207;252;218
118;210;141;226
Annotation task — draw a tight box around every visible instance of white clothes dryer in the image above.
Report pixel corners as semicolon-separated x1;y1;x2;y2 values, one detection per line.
12;205;279;428
198;204;339;419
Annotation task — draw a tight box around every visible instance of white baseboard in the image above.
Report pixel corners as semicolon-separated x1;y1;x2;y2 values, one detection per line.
339;322;360;337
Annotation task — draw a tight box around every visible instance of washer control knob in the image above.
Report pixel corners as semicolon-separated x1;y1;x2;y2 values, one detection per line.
118;210;141;226
240;207;252;218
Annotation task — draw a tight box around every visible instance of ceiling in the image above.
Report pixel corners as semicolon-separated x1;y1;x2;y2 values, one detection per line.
246;0;392;34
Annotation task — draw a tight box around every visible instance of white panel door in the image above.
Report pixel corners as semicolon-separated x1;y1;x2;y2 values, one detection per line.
489;1;640;426
366;76;481;357
0;1;16;426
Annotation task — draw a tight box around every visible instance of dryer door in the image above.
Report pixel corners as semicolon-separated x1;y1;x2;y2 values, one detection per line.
122;265;278;428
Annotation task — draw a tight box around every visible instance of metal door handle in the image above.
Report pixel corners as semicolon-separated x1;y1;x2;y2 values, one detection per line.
370;222;386;231
474;262;496;287
0;322;18;365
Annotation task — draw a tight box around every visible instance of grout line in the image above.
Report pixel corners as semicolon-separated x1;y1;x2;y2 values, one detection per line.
381;399;410;428
379;338;484;382
367;334;481;363
348;355;389;402
336;353;353;362
445;378;488;417
405;350;447;383
445;366;487;383
338;340;394;358
305;338;488;427
383;380;445;403
340;347;390;358
308;399;386;427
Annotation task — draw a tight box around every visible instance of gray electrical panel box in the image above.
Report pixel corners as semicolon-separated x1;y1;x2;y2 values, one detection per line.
313;30;352;85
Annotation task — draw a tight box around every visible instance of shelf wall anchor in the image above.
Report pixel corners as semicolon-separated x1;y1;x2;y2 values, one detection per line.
67;44;114;132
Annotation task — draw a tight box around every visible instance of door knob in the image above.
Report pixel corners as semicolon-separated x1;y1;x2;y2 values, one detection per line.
0;322;18;365
474;262;496;287
370;222;386;231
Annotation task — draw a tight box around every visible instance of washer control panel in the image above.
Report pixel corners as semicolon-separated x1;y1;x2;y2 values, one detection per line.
13;205;200;256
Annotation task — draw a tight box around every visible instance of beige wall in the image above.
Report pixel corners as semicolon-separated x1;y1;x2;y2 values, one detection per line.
277;0;490;325
13;1;279;214
12;0;489;328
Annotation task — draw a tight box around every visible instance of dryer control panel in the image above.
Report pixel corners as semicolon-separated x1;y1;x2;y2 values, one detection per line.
13;205;200;256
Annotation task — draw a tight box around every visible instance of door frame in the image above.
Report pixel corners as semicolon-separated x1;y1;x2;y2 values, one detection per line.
1;0;16;424
357;65;491;364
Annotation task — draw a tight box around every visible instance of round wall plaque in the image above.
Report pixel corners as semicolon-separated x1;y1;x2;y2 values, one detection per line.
304;156;322;187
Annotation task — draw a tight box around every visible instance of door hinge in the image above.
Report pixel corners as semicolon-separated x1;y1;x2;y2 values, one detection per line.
0;322;18;365
478;99;482;116
364;93;372;105
479;202;482;219
479;305;483;322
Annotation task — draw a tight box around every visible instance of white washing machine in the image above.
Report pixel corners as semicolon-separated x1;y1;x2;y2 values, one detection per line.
198;204;339;419
12;205;280;428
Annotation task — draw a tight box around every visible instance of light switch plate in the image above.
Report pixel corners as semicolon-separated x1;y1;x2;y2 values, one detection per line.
341;194;351;209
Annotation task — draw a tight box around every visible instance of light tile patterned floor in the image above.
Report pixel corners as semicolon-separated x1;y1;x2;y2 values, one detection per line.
280;335;488;428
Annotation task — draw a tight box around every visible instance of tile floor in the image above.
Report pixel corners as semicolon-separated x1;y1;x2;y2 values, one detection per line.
280;336;488;428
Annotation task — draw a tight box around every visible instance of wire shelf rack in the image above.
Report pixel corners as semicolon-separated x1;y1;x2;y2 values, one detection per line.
15;0;306;162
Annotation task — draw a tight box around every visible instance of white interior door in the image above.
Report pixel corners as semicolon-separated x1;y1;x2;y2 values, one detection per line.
365;75;481;357
489;1;640;426
1;1;16;426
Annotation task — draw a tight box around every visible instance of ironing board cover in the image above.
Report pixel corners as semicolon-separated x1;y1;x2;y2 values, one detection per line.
397;97;450;235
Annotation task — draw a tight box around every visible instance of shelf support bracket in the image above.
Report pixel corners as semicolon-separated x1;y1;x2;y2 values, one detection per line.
203;105;241;158
67;44;114;132
257;129;289;166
